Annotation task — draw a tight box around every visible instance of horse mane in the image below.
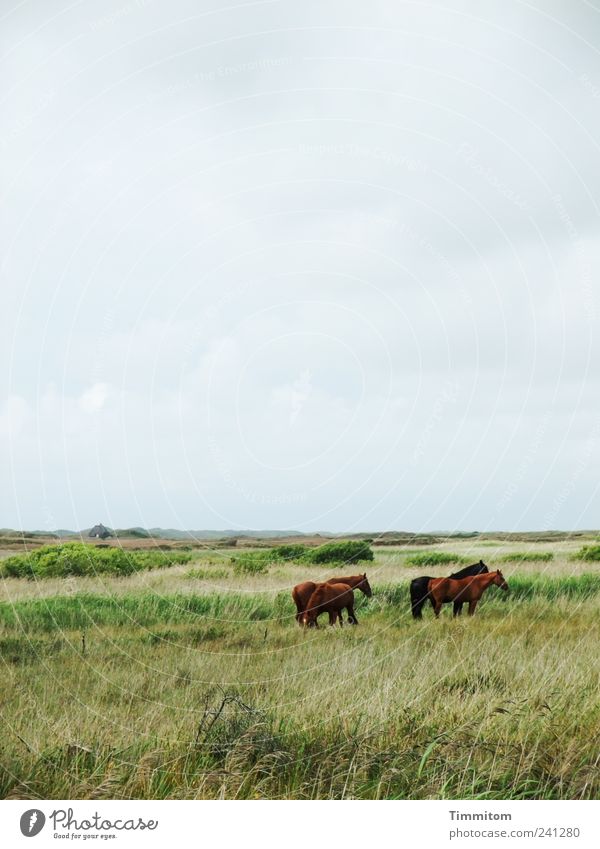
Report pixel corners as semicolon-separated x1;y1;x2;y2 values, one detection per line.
449;561;488;580
329;574;362;586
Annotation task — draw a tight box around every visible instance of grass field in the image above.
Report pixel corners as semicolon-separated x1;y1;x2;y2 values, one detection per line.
1;537;600;799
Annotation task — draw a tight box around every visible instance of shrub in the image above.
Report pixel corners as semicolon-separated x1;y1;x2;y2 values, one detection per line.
500;551;554;563
113;528;150;539
573;545;600;562
271;544;307;561
0;543;191;579
405;551;467;567
231;552;272;575
303;540;374;565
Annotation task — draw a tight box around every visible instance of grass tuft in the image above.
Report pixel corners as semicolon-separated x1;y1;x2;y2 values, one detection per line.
500;551;554;563
573;545;600;562
405;551;467;567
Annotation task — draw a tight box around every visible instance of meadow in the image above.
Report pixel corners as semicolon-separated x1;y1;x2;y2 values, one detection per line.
1;536;599;800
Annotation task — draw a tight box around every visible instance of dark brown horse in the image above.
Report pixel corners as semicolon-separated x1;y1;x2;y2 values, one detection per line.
410;560;489;619
302;583;356;627
428;570;509;617
292;573;372;625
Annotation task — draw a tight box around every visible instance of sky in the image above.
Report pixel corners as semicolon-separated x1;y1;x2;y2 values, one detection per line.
1;0;599;533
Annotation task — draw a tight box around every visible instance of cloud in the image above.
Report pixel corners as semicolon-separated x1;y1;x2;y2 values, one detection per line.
79;382;111;413
1;0;599;530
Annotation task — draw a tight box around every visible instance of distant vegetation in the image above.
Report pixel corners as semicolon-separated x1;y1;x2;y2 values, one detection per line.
405;551;467;567
270;543;307;560
232;551;273;575
230;540;374;574
500;551;554;563
0;542;192;579
113;528;151;539
573;545;600;562
304;540;373;564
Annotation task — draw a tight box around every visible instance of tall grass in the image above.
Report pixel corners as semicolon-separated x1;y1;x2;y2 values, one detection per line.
2;574;600;634
405;551;467;567
1;590;599;800
500;551;554;563
2;554;600;801
573;545;600;561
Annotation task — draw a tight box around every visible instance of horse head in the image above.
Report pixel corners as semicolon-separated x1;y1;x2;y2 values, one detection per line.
358;573;373;597
492;570;509;591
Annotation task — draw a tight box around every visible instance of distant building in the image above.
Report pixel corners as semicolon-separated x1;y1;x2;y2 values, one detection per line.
89;523;113;540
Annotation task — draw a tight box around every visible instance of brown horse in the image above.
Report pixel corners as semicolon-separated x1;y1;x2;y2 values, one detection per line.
428;570;509;618
302;583;356;628
292;573;372;625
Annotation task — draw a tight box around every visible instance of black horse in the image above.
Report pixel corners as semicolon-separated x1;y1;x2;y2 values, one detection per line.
410;560;489;619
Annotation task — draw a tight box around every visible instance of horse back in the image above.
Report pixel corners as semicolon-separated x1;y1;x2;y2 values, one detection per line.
292;581;318;611
443;574;485;601
427;577;449;595
311;582;354;609
328;574;362;589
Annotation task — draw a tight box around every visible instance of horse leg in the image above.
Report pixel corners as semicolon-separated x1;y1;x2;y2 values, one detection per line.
468;600;478;616
433;596;442;618
453;602;463;618
348;605;358;625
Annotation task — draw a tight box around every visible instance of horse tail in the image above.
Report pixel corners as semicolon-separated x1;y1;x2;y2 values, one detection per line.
292;586;304;622
410;577;431;619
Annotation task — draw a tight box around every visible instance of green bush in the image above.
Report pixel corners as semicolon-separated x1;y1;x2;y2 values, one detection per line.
231;552;272;575
405;551;467;567
573;545;600;562
0;543;191;579
271;544;307;561
230;541;373;572
303;540;374;565
500;551;554;563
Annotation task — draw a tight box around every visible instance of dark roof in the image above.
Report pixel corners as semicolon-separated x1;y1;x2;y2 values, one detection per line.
89;523;112;538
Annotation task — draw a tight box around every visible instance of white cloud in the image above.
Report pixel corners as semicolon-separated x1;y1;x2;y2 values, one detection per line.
1;0;599;530
79;383;111;413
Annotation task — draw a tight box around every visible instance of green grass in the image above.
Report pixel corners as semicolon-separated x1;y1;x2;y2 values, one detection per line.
230;540;374;574
0;543;192;579
500;551;554;563
1;583;600;800
303;539;374;564
231;551;273;574
405;551;467;567
573;545;600;562
2;573;600;634
2;554;600;801
0;591;283;632
184;567;230;580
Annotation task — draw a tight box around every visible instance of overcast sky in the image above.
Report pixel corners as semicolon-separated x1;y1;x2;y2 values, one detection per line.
1;0;599;532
